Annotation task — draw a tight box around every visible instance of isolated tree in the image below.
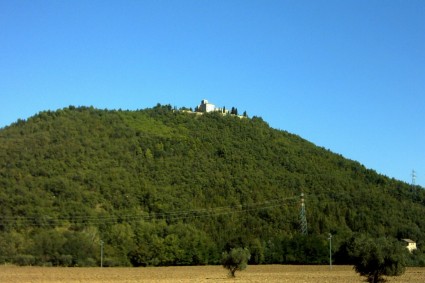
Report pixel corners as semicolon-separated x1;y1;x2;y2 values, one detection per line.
221;247;251;277
347;234;407;283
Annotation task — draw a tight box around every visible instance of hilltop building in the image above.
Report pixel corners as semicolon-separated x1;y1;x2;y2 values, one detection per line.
196;100;229;114
198;99;216;113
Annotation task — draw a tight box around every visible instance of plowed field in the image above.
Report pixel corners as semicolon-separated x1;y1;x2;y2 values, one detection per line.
0;265;424;282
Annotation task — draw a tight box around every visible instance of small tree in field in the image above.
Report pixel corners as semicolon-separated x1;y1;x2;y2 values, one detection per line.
221;247;251;277
348;234;407;283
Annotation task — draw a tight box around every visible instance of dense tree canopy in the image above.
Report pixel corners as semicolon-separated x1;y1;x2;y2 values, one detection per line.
0;105;424;266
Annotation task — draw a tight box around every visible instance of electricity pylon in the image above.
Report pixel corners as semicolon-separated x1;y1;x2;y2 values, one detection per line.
299;192;308;235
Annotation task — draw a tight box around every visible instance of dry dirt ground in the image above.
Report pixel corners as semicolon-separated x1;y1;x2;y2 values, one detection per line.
0;265;424;283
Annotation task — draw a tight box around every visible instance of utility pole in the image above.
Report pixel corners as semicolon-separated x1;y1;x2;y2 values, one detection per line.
100;240;104;268
328;233;332;270
299;192;308;235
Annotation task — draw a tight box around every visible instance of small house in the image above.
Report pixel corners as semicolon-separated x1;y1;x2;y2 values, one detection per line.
402;239;417;253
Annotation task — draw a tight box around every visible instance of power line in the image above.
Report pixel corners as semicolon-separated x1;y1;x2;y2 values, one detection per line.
0;196;299;227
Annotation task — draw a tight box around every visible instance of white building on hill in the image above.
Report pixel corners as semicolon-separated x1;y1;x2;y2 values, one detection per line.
198;99;216;113
402;239;417;253
195;99;232;115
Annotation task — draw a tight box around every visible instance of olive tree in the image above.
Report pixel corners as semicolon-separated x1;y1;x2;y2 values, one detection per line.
221;247;251;277
347;234;407;283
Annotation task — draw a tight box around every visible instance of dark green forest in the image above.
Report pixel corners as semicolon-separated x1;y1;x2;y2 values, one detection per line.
0;104;424;267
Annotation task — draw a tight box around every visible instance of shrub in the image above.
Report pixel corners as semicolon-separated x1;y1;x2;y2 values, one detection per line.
221;247;251;277
14;254;36;266
58;254;73;267
347;234;407;283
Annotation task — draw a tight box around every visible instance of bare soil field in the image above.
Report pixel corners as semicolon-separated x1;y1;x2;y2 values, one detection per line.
0;265;424;283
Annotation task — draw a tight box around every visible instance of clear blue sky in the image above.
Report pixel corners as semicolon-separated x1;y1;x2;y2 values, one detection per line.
1;0;424;187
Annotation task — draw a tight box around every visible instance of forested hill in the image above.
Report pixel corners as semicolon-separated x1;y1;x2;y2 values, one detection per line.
0;104;424;267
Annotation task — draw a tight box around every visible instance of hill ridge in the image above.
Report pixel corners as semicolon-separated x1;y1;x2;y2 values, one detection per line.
0;105;424;267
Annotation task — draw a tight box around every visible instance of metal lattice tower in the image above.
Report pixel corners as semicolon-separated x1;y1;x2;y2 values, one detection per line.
299;192;308;235
412;170;416;186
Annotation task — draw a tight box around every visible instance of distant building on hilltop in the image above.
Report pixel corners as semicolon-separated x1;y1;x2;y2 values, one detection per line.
198;99;216;113
196;99;229;114
402;239;417;253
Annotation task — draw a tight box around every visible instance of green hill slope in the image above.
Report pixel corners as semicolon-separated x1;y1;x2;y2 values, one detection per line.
0;105;424;266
